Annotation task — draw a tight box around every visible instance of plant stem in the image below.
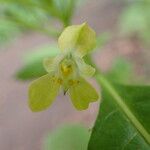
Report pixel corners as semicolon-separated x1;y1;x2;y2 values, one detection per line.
87;54;150;144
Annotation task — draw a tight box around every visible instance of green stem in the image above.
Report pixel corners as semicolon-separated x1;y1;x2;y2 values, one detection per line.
87;54;150;144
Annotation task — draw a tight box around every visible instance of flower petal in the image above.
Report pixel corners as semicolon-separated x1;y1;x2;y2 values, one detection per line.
76;57;95;77
43;55;63;73
58;23;96;57
69;77;99;110
28;74;60;112
43;57;56;73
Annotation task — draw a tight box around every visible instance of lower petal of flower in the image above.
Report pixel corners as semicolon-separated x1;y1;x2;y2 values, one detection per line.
68;77;99;110
28;74;60;112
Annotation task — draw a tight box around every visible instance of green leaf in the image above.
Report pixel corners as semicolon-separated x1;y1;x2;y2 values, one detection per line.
0;19;19;45
0;0;78;37
3;3;49;30
16;60;47;80
44;124;90;150
88;76;150;149
16;45;60;80
51;0;77;26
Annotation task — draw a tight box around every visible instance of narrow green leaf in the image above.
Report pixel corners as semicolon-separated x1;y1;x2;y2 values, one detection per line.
0;19;19;45
88;76;150;149
16;60;46;80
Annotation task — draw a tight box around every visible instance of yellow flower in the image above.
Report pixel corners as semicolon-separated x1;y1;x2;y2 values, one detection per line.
28;23;99;111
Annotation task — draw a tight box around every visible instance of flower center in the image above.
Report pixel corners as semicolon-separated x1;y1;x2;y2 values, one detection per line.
60;58;75;76
52;76;63;84
61;64;73;76
68;79;80;86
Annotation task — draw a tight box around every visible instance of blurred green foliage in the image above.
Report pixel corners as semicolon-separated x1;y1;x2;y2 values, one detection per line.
44;124;90;150
105;57;133;83
0;0;79;44
16;44;60;80
96;33;111;49
120;0;150;45
0;19;19;45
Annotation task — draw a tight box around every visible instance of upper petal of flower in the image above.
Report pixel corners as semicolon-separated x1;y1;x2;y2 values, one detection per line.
68;77;99;110
28;74;60;112
58;23;96;57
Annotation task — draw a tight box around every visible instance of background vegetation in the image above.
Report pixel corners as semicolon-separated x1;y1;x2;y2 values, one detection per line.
0;0;149;149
